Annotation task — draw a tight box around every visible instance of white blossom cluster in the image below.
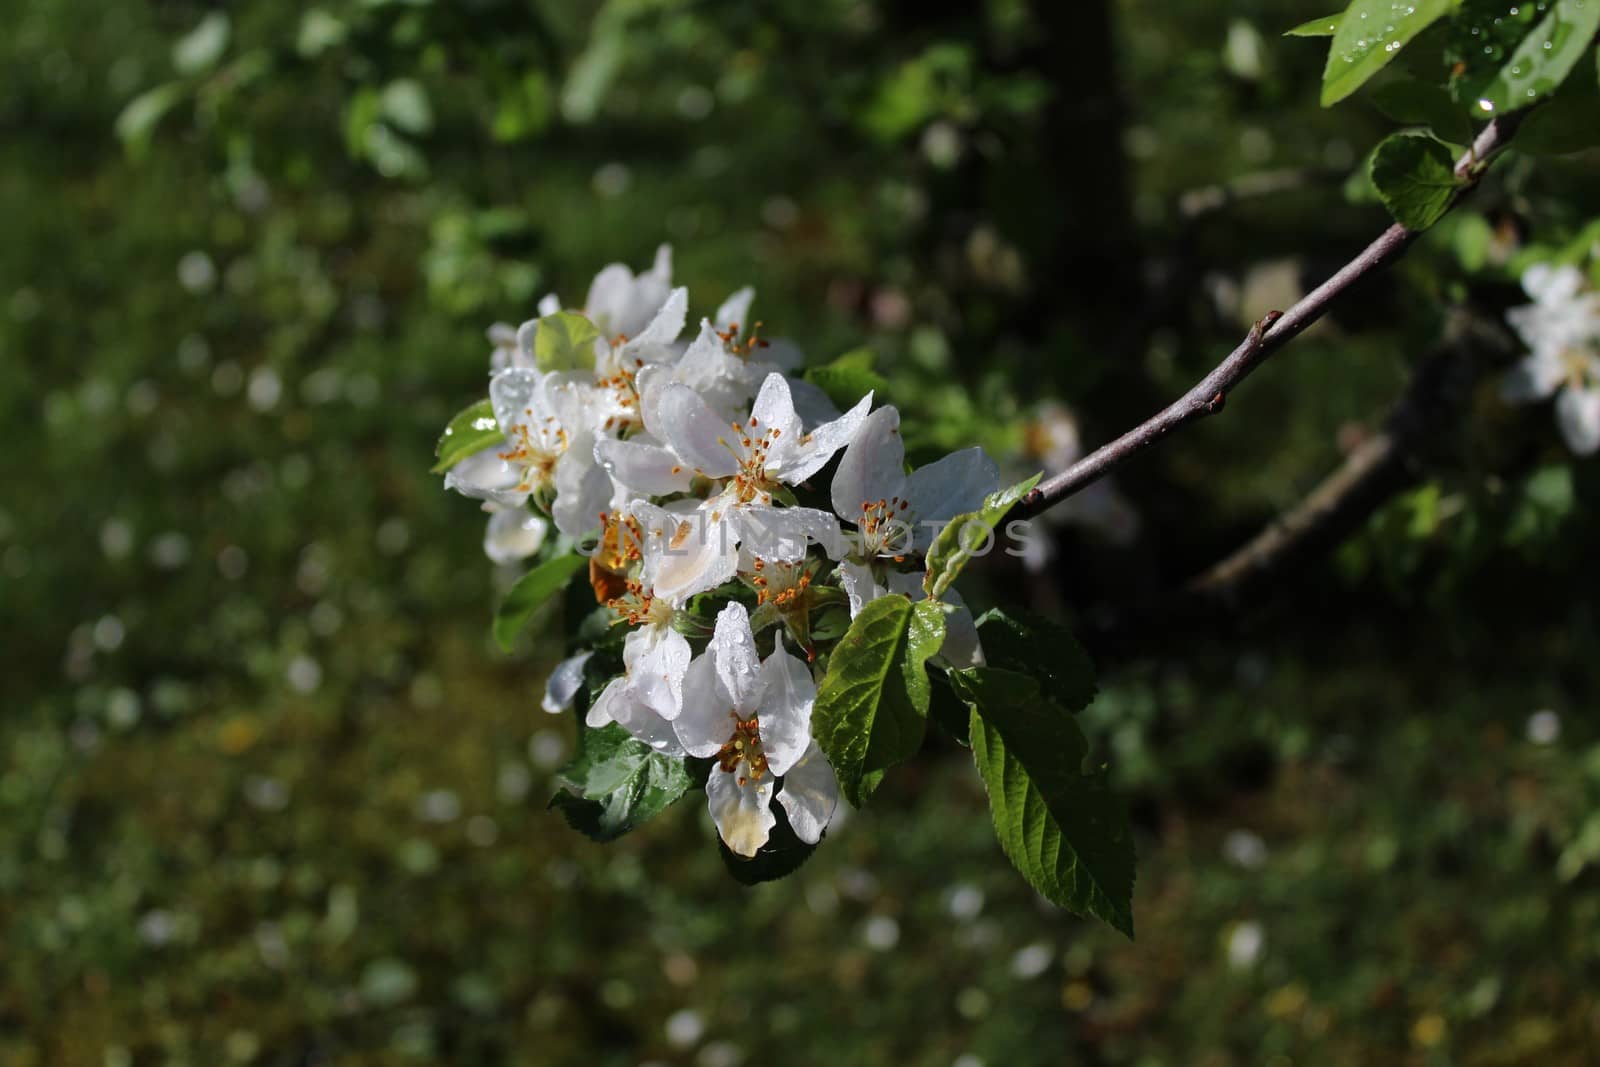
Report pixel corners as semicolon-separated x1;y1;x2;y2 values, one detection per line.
1502;262;1600;455
442;247;1001;857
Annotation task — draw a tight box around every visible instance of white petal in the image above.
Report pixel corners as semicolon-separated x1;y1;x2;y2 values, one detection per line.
706;766;775;858
1523;263;1585;304
484;508;548;565
594;437;694;496
781;391;875;484
649;508;740;603
646;244;673;286
537;293;562;317
625;625;691;721
489;367;545;437
777;742;839;845
830;405;907;523
938;597;985;669
905;446;1000;524
444;443;528;508
638;321;756;434
513;319;540;365
756;638;815;776
550;443;612;540
713;286;755;332
608;698;687;756
1500;351;1566;404
785;376;841;426
709;601;762;714
583;264;635;336
675;652;735;757
586;676;627;728
658;385;742;477
1555;385;1600;455
749;372;804;454
837;560;885;616
736;505;846;561
628;286;688;350
542;651;594;713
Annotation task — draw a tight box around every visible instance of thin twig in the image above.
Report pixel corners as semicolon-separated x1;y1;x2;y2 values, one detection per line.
1017;112;1527;520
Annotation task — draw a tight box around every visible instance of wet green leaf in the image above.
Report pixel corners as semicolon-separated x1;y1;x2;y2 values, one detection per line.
533;311;602;373
1447;0;1600;113
550;723;693;841
923;473;1039;600
1321;0;1456;106
1285;12;1344;37
813;594;945;806
431;398;499;474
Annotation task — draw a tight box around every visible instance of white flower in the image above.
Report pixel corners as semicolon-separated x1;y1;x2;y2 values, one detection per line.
831;405;999;558
1507;264;1600;354
1502;263;1600;455
583;244;676;341
445;369;612;539
542;650;594;713
535;286;689;437
673;602;838;856
585;613;693;754
632;373;868;602
482;506;549;566
836;563;985;669
581;507;701;748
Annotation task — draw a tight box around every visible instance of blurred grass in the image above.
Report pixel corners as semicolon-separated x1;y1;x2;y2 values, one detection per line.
3;1;1600;1065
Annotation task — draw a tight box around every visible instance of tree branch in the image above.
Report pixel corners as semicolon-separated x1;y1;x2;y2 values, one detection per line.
1085;311;1507;649
1016;112;1528;520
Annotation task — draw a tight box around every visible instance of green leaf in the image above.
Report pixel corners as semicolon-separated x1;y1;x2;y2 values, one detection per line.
1285;12;1344;37
1369;77;1475;144
973;608;1097;713
1447;0;1600;114
114;83;185;158
954;667;1136;937
861;43;972;141
172;12;231;75
431;398;500;474
494;553;588;651
1321;0;1457;107
1369;133;1465;230
812;594;945;807
549;723;693;841
803;349;888;411
532;311;603;373
717;796;817;884
923;473;1040;600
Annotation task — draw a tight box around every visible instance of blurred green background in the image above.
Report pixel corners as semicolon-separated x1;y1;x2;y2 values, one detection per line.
4;1;1600;1064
